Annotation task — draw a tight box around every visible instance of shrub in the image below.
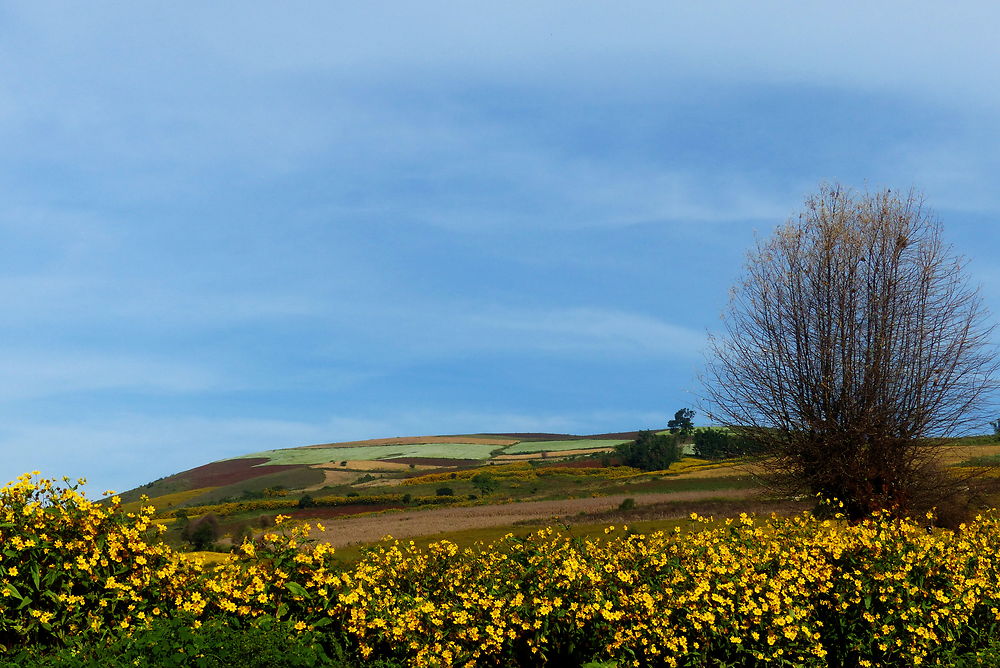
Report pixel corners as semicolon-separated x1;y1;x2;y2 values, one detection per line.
230;523;254;549
184;513;221;551
297;494;316;509
692;429;763;459
435;487;454;497
0;474;192;650
471;473;498;495
618;498;636;511
614;430;682;471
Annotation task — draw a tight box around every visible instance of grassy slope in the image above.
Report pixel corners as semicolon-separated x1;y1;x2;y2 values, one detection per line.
128;433;1000;552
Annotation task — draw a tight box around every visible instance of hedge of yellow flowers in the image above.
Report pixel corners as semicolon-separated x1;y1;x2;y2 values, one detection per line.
4;472;1000;666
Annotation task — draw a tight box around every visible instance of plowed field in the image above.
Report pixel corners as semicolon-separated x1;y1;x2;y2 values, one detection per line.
313;488;758;548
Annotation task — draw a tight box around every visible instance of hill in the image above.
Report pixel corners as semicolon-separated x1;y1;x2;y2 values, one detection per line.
119;431;643;509
118;432;1000;555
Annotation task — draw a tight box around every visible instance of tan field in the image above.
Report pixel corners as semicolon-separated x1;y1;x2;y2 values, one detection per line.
303;469;360;490
312;488;758;548
942;443;1000;465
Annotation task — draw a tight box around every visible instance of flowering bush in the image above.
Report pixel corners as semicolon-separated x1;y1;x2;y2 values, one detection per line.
0;473;195;650
5;472;1000;666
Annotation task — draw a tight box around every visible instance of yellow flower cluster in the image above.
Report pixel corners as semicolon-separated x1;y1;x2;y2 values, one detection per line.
5;471;1000;667
0;473;195;649
322;512;1000;666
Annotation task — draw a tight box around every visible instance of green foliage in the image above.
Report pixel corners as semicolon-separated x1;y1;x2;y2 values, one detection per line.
618;498;635;511
614;431;682;471
435;487;455;496
236;442;498;466
471;473;498;495
6;616;332;667
692;429;763;460
502;439;628;454
667;408;695;436
297;494;316;509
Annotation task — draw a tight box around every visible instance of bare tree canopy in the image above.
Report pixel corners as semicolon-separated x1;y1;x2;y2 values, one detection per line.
704;184;998;519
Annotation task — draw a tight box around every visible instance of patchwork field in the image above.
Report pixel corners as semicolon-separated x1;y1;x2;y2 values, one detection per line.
114;431;1000;568
118;431;646;512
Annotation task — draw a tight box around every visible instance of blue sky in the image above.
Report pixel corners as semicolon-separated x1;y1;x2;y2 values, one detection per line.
3;3;1000;495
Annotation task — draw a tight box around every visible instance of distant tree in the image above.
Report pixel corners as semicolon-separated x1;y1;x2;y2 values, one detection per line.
471;473;498;495
692;429;763;460
615;430;682;471
183;513;220;551
435;487;454;496
297;493;316;509
230;522;254;549
703;185;999;520
667;409;695;436
991;418;1000;437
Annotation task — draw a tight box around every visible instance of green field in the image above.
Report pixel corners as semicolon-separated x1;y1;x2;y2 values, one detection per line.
233;442;500;465
502;439;627;454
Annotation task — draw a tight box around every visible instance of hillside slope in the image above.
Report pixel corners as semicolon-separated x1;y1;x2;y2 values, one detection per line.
119;431;641;509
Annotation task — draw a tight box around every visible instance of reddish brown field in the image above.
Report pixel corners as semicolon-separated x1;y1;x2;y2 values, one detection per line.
584;431;643;440
535;459;605;469
176;458;305;488
482;433;577;440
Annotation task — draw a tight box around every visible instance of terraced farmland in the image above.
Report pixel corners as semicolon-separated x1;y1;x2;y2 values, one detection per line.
117;431;646;513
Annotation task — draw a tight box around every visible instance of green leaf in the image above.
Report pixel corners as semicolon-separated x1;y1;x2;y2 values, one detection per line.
285;582;309;598
4;583;22;600
31;564;40;590
276;603;288;619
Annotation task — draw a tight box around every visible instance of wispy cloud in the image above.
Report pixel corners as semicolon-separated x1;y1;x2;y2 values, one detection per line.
1;3;998;494
0;351;218;401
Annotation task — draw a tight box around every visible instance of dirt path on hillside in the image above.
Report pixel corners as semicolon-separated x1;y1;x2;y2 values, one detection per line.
312;489;757;548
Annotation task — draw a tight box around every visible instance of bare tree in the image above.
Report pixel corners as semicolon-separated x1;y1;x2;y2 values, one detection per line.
703;184;998;519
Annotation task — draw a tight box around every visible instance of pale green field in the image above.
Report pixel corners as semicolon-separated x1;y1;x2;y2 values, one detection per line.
233;442;500;466
502;439;628;454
